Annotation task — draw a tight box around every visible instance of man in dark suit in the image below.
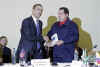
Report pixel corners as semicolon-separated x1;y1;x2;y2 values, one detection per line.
2;46;11;63
16;4;46;63
0;36;11;63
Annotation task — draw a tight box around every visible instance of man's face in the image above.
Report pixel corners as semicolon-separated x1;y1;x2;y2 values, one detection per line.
32;6;43;19
58;9;68;22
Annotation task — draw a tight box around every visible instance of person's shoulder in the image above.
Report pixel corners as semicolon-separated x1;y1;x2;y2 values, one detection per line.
23;16;32;21
4;46;11;52
24;16;33;21
52;21;59;26
22;16;32;24
70;20;78;27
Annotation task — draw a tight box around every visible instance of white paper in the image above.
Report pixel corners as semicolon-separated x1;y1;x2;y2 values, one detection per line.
44;33;58;47
51;33;58;46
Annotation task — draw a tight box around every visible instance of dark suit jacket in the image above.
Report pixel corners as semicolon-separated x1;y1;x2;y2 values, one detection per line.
47;18;79;63
2;46;11;63
16;16;46;62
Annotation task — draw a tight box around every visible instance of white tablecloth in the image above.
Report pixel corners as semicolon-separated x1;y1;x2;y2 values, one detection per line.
0;59;91;67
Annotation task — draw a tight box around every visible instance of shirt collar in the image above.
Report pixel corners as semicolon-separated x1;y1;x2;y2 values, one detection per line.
63;17;71;25
59;19;66;26
32;15;39;25
59;17;70;26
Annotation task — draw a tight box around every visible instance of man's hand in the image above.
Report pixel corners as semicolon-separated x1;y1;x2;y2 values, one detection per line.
43;36;49;42
56;40;64;46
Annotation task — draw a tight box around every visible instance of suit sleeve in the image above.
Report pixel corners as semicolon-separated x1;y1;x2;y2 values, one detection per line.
63;23;79;44
47;24;55;40
21;19;42;41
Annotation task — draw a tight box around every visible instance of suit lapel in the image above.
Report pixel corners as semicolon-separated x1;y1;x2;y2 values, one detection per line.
29;16;42;35
29;16;37;35
38;20;42;34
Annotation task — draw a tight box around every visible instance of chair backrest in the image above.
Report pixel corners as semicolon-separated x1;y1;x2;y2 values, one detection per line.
42;16;57;36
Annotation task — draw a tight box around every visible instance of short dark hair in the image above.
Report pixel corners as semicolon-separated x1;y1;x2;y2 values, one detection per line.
59;7;69;16
32;4;43;9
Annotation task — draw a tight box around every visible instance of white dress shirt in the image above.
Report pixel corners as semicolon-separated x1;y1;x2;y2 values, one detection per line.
32;15;39;26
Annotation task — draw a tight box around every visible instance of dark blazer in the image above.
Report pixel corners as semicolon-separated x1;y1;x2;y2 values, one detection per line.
2;46;11;63
47;18;79;63
16;16;46;62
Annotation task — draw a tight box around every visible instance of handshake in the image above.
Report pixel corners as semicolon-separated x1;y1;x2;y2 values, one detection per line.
43;36;64;47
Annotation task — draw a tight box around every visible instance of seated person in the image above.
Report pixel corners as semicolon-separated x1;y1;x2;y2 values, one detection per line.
0;44;3;65
0;36;11;63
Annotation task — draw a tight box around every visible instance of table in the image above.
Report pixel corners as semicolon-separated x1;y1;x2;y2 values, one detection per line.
0;59;97;67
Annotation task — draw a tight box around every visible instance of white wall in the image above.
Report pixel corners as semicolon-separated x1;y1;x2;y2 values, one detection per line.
0;0;99;50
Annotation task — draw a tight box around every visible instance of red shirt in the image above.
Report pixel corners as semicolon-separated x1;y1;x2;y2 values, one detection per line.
59;19;67;26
